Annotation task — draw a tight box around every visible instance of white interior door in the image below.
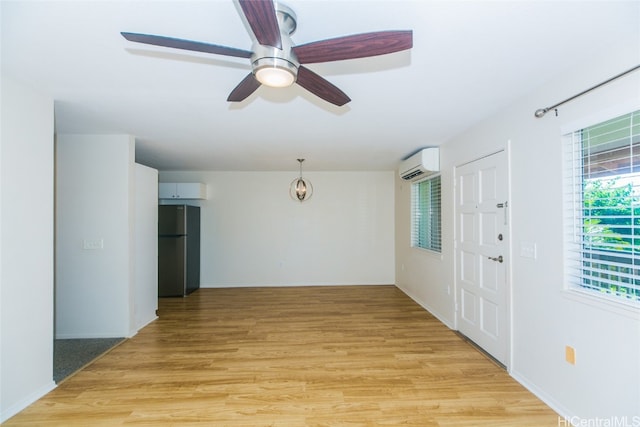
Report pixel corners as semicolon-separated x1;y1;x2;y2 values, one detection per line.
455;150;509;365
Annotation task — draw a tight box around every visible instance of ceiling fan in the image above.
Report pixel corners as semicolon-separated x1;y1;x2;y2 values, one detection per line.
121;0;413;106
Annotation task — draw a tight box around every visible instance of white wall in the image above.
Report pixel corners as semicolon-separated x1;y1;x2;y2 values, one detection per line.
396;40;640;420
159;171;395;287
56;134;137;338
0;76;55;421
134;164;158;330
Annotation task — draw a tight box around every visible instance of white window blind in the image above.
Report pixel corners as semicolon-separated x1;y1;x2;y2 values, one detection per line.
563;110;639;303
412;175;441;252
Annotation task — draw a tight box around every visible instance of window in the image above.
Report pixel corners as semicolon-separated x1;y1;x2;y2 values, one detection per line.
412;175;441;252
563;110;639;303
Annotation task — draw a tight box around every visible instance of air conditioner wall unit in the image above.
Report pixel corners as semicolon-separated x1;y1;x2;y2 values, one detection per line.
399;148;440;181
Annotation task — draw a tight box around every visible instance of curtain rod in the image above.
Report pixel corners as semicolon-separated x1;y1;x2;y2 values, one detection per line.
534;64;640;118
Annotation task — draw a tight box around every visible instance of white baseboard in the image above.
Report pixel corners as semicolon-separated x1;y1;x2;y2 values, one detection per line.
510;369;572;424
1;380;56;423
395;284;455;329
200;282;395;288
135;315;158;333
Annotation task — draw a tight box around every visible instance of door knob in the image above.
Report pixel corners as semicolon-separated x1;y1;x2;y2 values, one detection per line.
488;255;503;263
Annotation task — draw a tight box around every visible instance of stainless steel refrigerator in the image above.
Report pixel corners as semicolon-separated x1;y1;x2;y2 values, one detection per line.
158;205;200;297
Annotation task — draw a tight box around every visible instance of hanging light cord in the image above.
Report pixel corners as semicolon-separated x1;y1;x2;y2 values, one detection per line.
534;64;640;118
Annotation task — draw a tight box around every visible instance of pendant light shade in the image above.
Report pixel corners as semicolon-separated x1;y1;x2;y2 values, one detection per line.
290;159;313;202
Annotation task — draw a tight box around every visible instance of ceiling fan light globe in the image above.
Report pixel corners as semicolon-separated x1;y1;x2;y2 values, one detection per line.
256;66;295;87
252;56;298;88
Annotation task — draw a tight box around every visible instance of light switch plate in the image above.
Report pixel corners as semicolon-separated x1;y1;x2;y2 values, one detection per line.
83;238;104;250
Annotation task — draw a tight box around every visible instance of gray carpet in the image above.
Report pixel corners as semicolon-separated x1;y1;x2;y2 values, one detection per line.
54;338;124;383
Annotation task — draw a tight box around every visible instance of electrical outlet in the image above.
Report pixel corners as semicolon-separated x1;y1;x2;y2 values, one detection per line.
565;345;576;365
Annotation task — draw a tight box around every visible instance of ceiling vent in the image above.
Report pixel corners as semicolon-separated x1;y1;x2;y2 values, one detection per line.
399;148;440;181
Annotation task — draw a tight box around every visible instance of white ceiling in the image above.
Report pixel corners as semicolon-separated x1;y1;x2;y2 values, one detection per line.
2;1;637;171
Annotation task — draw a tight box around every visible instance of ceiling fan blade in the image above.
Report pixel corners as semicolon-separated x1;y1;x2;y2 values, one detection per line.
238;0;282;49
227;73;262;102
296;66;351;107
121;32;252;59
293;30;413;64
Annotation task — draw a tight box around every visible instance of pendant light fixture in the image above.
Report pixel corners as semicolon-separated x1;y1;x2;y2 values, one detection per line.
290;159;313;202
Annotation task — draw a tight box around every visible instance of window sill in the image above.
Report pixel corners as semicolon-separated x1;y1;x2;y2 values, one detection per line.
411;246;444;260
562;288;640;319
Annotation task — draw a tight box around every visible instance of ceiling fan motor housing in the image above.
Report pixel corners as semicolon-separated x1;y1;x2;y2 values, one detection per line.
251;2;299;86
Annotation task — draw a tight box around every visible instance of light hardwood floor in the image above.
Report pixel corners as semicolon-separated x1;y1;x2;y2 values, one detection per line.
5;286;558;426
